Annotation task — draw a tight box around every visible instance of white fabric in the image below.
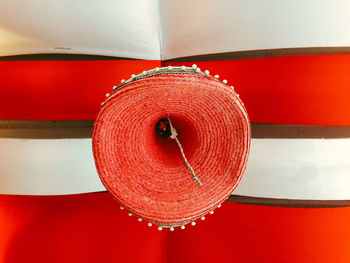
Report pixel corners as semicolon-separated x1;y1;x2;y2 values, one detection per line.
234;139;350;200
160;0;350;59
1;138;350;200
0;0;161;59
0;138;104;195
1;0;350;59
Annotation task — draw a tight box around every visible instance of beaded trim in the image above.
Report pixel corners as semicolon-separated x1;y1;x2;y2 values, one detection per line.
119;202;223;231
103;64;240;105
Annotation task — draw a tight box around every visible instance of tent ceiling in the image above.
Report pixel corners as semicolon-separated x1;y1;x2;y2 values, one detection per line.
0;0;350;59
0;0;161;59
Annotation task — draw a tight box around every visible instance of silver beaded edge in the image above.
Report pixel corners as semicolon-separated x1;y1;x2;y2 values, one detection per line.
105;64;238;100
118;200;224;231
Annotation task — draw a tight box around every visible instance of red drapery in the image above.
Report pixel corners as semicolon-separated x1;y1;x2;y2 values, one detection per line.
0;192;349;263
1;54;350;262
1;54;350;125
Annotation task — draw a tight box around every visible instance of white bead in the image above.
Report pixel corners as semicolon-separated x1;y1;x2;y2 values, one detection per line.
113;85;117;90
192;64;197;69
131;74;136;78
170;227;174;231
158;227;163;231
223;80;228;84
168;66;172;70
100;102;104;105
155;67;160;71
181;66;186;70
138;218;142;222
204;70;210;75
195;68;200;73
148;222;152;227
230;86;235;90
237;94;240;97
201;216;205;220
218;204;221;208
214;75;219;79
142;71;147;75
209;211;214;215
191;222;196;226
181;225;185;230
121;79;126;84
105;93;110;97
128;213;132;216
120;206;124;210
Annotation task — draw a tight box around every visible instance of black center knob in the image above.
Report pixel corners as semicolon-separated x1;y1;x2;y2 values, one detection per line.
156;119;171;138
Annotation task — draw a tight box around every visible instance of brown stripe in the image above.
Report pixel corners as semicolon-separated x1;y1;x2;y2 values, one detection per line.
0;120;350;139
165;47;350;62
2;47;350;62
0;120;93;139
251;123;350;138
0;53;136;61
227;195;350;208
96;191;350;208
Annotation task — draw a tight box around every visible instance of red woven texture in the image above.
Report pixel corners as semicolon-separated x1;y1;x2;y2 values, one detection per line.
92;72;251;225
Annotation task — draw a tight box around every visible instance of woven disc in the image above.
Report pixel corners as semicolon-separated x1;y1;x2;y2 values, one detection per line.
92;67;251;226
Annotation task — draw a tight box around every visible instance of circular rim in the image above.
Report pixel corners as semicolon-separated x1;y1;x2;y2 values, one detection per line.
92;66;251;227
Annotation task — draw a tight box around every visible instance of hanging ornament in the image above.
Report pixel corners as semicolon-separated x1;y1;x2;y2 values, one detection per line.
92;65;251;230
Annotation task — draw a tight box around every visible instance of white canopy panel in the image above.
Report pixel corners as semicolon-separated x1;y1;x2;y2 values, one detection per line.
160;0;350;59
0;0;161;59
234;139;350;200
1;0;350;59
1;138;350;200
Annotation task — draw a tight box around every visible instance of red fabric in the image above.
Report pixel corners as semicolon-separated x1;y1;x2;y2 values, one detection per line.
1;55;350;125
0;192;350;263
93;72;250;225
0;60;160;120
0;193;166;263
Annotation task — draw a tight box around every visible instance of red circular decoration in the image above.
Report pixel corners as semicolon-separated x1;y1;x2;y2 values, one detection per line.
92;67;251;227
